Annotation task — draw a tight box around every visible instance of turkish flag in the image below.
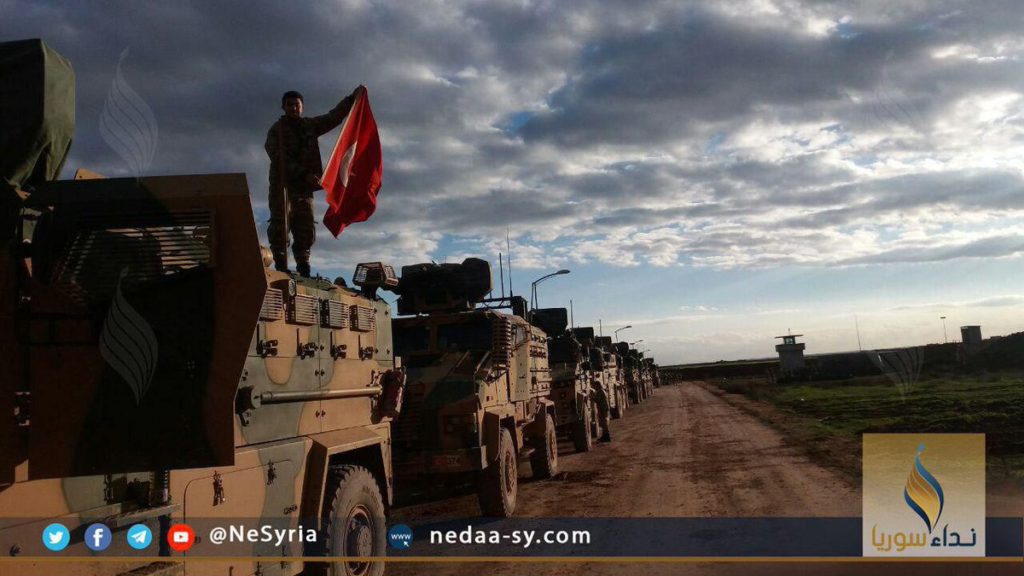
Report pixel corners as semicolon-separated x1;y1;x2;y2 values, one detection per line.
321;89;382;237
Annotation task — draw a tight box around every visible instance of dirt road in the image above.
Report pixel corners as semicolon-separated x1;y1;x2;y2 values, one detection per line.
387;384;1016;576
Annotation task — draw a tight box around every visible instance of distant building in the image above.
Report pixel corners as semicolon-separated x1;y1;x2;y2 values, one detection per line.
775;334;806;375
961;325;982;357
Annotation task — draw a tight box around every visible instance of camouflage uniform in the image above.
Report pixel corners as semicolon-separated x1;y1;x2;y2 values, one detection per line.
592;377;611;442
265;93;356;272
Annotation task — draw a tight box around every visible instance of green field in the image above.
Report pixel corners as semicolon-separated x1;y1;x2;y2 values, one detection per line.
713;371;1024;480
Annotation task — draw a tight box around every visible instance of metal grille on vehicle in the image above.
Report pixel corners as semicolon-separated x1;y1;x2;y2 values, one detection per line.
492;316;512;367
51;210;214;306
260;288;284;321
289;294;318;325
350;305;376;332
320;299;349;329
392;382;424;449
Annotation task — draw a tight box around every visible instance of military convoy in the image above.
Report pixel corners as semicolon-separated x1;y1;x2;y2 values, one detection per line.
390;259;557;517
535;310;597;452
0;37;662;575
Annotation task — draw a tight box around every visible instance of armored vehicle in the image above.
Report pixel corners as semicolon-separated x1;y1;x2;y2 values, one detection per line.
391;258;558;517
616;342;650;404
596;336;628;417
636;350;655;398
534;309;596;452
1;39;401;576
644;357;662;389
643;356;659;391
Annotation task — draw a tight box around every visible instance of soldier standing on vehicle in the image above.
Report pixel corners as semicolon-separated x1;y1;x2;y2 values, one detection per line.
265;86;364;276
592;376;612;443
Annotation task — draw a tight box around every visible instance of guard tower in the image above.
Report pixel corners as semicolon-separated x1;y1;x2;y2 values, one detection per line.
775;334;806;375
960;325;982;356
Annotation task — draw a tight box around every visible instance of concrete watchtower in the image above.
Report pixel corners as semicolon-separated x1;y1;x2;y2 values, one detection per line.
775;334;806;375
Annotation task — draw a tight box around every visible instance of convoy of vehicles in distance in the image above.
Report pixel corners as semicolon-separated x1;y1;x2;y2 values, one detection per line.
534;309;598;452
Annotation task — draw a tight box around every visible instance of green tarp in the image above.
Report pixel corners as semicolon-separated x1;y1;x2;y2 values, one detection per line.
0;38;75;190
1;39;75;241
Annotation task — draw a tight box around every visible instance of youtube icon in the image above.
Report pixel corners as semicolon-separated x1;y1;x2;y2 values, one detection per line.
167;524;195;553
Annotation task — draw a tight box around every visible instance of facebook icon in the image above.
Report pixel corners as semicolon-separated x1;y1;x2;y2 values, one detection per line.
85;523;112;552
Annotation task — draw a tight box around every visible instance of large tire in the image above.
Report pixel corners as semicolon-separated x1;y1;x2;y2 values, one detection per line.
320;465;386;576
478;428;517;517
573;404;592;453
530;413;559;478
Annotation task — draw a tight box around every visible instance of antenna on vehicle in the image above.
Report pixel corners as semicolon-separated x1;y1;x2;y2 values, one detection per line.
570;299;575;331
498;252;505;299
506;228;513;298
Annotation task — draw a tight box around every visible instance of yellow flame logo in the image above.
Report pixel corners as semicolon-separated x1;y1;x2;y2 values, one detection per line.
904;444;945;533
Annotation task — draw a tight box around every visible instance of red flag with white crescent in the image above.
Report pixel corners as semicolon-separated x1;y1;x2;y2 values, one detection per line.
321;89;382;237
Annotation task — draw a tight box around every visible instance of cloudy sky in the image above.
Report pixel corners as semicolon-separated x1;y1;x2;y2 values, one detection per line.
8;0;1024;364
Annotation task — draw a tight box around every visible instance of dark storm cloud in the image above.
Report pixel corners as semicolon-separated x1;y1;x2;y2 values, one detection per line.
779;169;1024;229
841;234;1024;265
426;188;578;231
517;9;913;147
5;1;1024;271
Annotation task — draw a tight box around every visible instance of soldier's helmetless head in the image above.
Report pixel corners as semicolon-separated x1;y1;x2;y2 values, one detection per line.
281;90;304;118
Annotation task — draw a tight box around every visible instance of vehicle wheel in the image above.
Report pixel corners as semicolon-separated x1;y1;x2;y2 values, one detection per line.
320;465;386;576
573;405;592;453
530;413;559;478
478;427;517;517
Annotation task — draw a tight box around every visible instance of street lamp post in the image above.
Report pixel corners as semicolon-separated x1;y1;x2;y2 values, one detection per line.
530;269;570;311
613;325;633;340
940;316;948;344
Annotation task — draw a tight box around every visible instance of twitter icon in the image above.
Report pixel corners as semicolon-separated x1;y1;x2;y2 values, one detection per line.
127;524;152;550
42;523;70;552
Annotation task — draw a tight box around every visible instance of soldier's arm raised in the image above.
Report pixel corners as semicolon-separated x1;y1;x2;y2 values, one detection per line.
311;85;365;136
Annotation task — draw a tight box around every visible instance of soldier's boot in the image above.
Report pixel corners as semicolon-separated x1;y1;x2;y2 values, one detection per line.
599;431;612;443
272;251;290;273
296;261;311;278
